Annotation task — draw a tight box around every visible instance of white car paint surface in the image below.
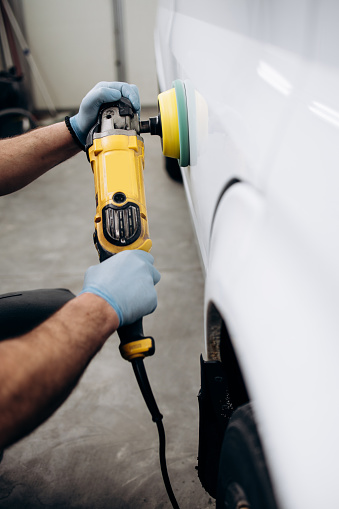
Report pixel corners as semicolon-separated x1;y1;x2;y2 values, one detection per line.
155;1;339;508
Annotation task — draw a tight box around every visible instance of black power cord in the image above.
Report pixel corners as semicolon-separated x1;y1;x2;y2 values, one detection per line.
132;358;180;509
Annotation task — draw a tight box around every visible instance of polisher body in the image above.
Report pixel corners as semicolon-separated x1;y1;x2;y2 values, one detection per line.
87;101;152;261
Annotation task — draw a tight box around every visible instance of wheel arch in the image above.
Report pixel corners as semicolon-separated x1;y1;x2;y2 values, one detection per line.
206;301;249;411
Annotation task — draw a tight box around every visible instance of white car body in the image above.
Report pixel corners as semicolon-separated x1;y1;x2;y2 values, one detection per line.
154;1;339;508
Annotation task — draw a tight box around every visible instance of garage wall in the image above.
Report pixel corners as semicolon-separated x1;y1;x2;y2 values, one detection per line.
20;0;158;110
124;1;159;102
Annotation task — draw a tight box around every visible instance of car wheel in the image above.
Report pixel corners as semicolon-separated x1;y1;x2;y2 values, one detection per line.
164;156;182;182
216;403;278;509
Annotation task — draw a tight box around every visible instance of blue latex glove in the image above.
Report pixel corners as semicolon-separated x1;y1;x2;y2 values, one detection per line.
79;251;160;327
69;81;140;146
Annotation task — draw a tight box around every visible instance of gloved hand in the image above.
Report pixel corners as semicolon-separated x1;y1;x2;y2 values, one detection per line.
79;250;160;327
67;81;140;148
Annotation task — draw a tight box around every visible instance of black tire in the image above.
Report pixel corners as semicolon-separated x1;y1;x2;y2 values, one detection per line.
216;403;278;509
164;156;183;182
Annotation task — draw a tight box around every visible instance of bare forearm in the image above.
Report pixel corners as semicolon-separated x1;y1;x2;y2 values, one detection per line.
0;122;81;196
0;293;119;448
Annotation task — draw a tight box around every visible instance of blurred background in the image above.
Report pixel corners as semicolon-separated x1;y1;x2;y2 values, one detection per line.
0;0;158;136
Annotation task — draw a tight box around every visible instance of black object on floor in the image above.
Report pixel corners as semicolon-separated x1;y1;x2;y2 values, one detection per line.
0;288;75;340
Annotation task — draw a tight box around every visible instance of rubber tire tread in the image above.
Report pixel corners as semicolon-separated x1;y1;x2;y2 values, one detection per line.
216;403;278;509
164;157;182;182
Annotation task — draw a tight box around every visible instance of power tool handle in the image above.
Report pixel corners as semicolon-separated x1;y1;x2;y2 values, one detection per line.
118;317;155;362
117;317;144;346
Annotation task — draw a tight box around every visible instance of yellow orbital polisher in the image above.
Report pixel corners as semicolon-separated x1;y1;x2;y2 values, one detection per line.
85;79;199;509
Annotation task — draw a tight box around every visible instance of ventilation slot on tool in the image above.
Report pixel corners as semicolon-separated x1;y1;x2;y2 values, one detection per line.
102;203;141;246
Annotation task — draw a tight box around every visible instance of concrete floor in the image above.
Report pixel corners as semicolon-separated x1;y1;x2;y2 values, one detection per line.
0;109;213;508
